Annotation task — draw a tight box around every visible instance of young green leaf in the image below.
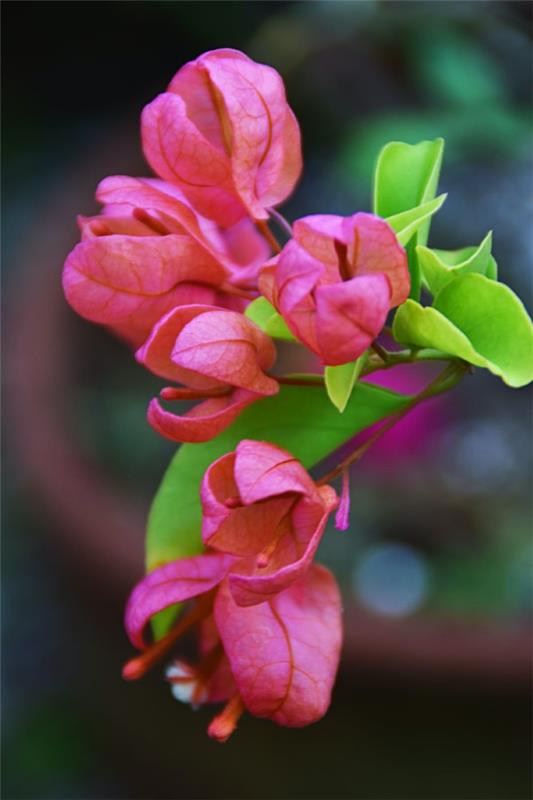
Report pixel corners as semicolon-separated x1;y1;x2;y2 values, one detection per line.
244;296;276;328
373;139;445;301
417;231;497;295
245;296;296;341
386;194;447;247
324;352;368;413
393;274;533;388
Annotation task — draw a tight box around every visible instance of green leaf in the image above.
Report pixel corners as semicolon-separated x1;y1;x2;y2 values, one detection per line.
386;194;447;247
417;231;497;296
244;296;276;328
324;352;368;413
244;296;296;341
373;139;445;301
147;382;410;571
393;274;533;388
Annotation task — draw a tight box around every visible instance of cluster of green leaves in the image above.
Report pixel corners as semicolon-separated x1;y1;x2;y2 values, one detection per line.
252;139;533;406
374;140;532;390
146;138;533;634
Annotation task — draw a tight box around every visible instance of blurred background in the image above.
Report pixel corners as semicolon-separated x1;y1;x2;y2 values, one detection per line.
3;1;532;798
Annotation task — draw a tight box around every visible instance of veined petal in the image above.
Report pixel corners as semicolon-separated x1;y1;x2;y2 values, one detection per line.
79;212;159;239
215;564;342;727
110;284;220;347
125;553;235;649
147;389;259;444
228;487;337;606
172;310;278;395
203;493;295;558
136;304;224;388
255;107;302;212
293;215;346;265
142;93;245;227
315;273;391;365
233;439;317;503
222;217;271;289
343;213;410;307
62;235;226;346
205;53;301;219
200;452;239;545
273;241;322;351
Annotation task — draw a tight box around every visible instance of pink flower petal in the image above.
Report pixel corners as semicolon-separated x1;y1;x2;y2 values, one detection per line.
204;495;295;559
201;452;293;557
293;215;346;265
62;235;226;346
155;48;302;223
334;470;350;531
96;176;227;254
228;488;337;606
136;304;224;388
203;51;302;219
271;241;322;351
172;310;278;395
198;616;236;702
342;213;410;307
215;564;342;727
95;176;271;284
314;273;391;365
233;439;317;503
222;217;271;289
147;389;259;444
141;93;245;227
79;211;160;239
125;553;235;649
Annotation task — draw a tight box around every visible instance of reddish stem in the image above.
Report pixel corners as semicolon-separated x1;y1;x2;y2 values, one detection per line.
122;595;213;681
318;362;467;485
256;219;282;254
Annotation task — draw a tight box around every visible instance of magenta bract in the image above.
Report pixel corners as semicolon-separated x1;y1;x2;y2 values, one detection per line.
137;308;278;443
215;564;342;727
261;212;410;365
142;49;302;227
201;439;338;605
62;178;269;346
124;550;341;736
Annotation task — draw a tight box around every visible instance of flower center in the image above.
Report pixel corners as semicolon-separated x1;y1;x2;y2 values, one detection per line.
334;239;353;281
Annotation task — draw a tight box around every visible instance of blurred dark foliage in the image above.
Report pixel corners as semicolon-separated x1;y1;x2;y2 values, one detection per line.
2;2;532;799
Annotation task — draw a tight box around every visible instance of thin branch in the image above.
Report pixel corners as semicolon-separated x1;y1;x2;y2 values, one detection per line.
370;342;389;362
273;374;324;387
318;361;468;485
256;219;282;254
267;207;293;238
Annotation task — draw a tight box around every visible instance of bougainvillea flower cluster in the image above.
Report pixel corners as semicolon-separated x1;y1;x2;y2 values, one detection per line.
123;442;341;738
62;47;411;740
63;46;533;742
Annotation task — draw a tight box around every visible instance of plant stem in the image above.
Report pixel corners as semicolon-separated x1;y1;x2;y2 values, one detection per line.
256;219;282;254
370;342;389;362
318;361;468;485
267;207;293;238
362;347;460;377
273;348;461;387
274;374;324;387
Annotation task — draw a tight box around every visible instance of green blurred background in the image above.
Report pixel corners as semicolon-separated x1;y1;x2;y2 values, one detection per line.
3;2;532;798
